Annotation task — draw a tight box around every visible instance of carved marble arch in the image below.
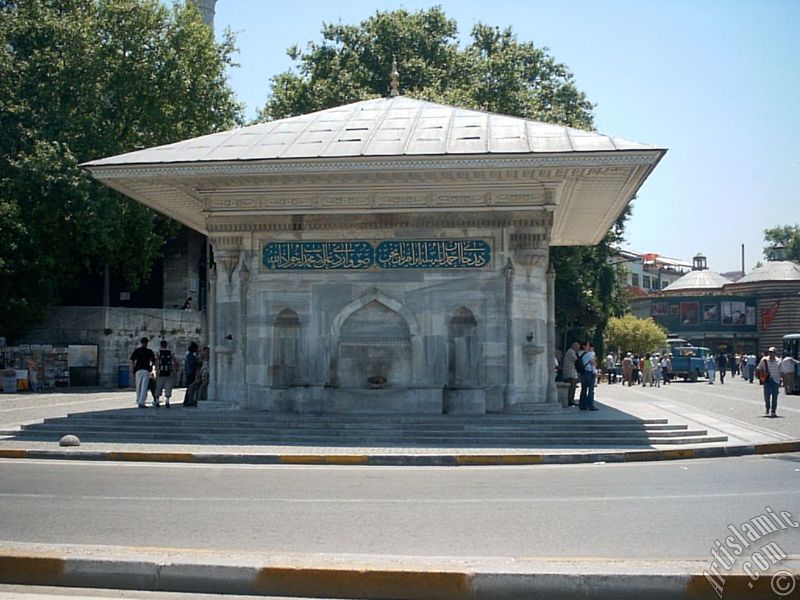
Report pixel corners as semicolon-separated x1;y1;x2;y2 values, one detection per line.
271;308;301;388
448;307;479;387
328;289;423;388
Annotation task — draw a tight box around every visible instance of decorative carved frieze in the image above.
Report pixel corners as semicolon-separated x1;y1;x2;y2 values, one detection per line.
205;188;546;213
207;212;552;233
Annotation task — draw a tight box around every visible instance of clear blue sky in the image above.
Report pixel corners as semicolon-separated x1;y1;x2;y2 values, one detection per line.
212;0;799;274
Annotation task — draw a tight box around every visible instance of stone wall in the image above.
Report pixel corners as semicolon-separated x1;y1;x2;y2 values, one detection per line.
163;230;205;310
19;307;205;387
209;211;553;414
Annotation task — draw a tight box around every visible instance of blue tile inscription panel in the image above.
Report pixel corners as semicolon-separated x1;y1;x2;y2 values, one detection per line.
263;240;491;270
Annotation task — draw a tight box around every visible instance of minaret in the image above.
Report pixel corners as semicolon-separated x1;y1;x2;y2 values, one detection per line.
192;0;216;28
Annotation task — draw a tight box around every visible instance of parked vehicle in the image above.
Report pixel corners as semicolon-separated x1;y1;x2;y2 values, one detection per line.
670;346;709;382
784;334;800;395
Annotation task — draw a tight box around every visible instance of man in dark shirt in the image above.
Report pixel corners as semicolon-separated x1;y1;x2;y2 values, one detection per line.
716;352;728;385
130;337;156;408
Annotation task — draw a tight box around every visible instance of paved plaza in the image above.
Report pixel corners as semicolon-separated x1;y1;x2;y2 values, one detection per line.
0;375;796;457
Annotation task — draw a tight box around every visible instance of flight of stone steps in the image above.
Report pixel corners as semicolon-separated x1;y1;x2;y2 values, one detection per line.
2;407;728;447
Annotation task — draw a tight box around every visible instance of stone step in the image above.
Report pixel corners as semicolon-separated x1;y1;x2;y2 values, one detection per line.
7;408;729;447
32;419;689;433
5;431;727;446
55;410;672;426
48;415;673;428
13;422;711;440
17;424;707;440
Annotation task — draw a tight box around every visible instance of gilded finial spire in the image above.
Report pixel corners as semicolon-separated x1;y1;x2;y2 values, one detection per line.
389;53;400;97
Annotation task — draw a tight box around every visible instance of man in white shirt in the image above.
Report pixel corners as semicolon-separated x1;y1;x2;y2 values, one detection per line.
745;352;757;383
757;347;782;417
779;354;800;396
605;353;616;384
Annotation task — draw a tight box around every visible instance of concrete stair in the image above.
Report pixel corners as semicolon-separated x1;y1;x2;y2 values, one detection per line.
4;407;728;447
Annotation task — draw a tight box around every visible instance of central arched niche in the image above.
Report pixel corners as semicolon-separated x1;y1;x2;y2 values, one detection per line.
337;300;412;388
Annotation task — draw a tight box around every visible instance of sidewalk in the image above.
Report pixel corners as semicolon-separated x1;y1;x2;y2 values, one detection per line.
1;541;796;600
0;382;798;466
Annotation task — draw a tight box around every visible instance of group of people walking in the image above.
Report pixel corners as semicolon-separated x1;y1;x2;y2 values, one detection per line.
619;352;672;387
559;340;798;420
129;338;209;408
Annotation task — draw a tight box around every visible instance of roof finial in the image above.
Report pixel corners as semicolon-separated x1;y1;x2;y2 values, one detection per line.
389;53;400;97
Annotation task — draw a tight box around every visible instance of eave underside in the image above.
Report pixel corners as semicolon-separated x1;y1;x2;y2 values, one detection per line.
86;151;665;245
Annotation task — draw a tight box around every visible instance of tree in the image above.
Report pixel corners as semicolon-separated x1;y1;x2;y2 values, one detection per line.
605;315;668;357
258;7;626;350
0;0;243;340
259;8;593;127
763;224;800;262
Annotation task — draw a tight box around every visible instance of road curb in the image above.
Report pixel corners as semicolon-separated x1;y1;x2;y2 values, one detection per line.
0;546;797;599
0;440;799;466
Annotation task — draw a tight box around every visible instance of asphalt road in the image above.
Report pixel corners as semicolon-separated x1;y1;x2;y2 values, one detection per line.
1;454;798;560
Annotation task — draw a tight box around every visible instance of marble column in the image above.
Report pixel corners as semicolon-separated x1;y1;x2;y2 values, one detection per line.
546;262;557;404
207;265;217;400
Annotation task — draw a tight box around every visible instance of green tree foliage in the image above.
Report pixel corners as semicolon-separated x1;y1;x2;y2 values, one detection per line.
605;315;668;357
259;7;627;351
763;224;800;262
259;7;593;127
0;0;242;340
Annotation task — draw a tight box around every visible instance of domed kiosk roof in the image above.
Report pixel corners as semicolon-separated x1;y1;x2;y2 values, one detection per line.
662;269;732;293
734;260;800;284
84;96;659;166
82;96;665;245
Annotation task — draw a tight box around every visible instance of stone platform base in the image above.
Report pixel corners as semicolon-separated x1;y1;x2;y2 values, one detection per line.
444;388;486;414
244;386;444;414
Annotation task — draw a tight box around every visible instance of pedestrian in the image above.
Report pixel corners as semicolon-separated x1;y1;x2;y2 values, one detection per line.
197;346;210;401
779;353;800;396
730;354;737;378
622;353;633;386
185;345;210;406
184;342;199;388
632;355;640;385
579;341;598;411
717;352;727;385
605;353;616;384
155;340;177;408
130;337;156;408
746;352;757;383
756;347;782;417
653;355;662;387
562;342;580;406
661;353;671;385
705;354;716;384
642;353;653;386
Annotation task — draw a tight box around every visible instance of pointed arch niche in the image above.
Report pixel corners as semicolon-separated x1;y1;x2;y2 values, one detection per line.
330;290;421;389
271;308;301;387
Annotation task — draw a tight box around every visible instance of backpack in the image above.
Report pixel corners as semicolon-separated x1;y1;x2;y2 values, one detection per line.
575;352;586;375
158;349;173;377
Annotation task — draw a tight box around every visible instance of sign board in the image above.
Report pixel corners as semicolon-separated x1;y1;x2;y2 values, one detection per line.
68;345;98;368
